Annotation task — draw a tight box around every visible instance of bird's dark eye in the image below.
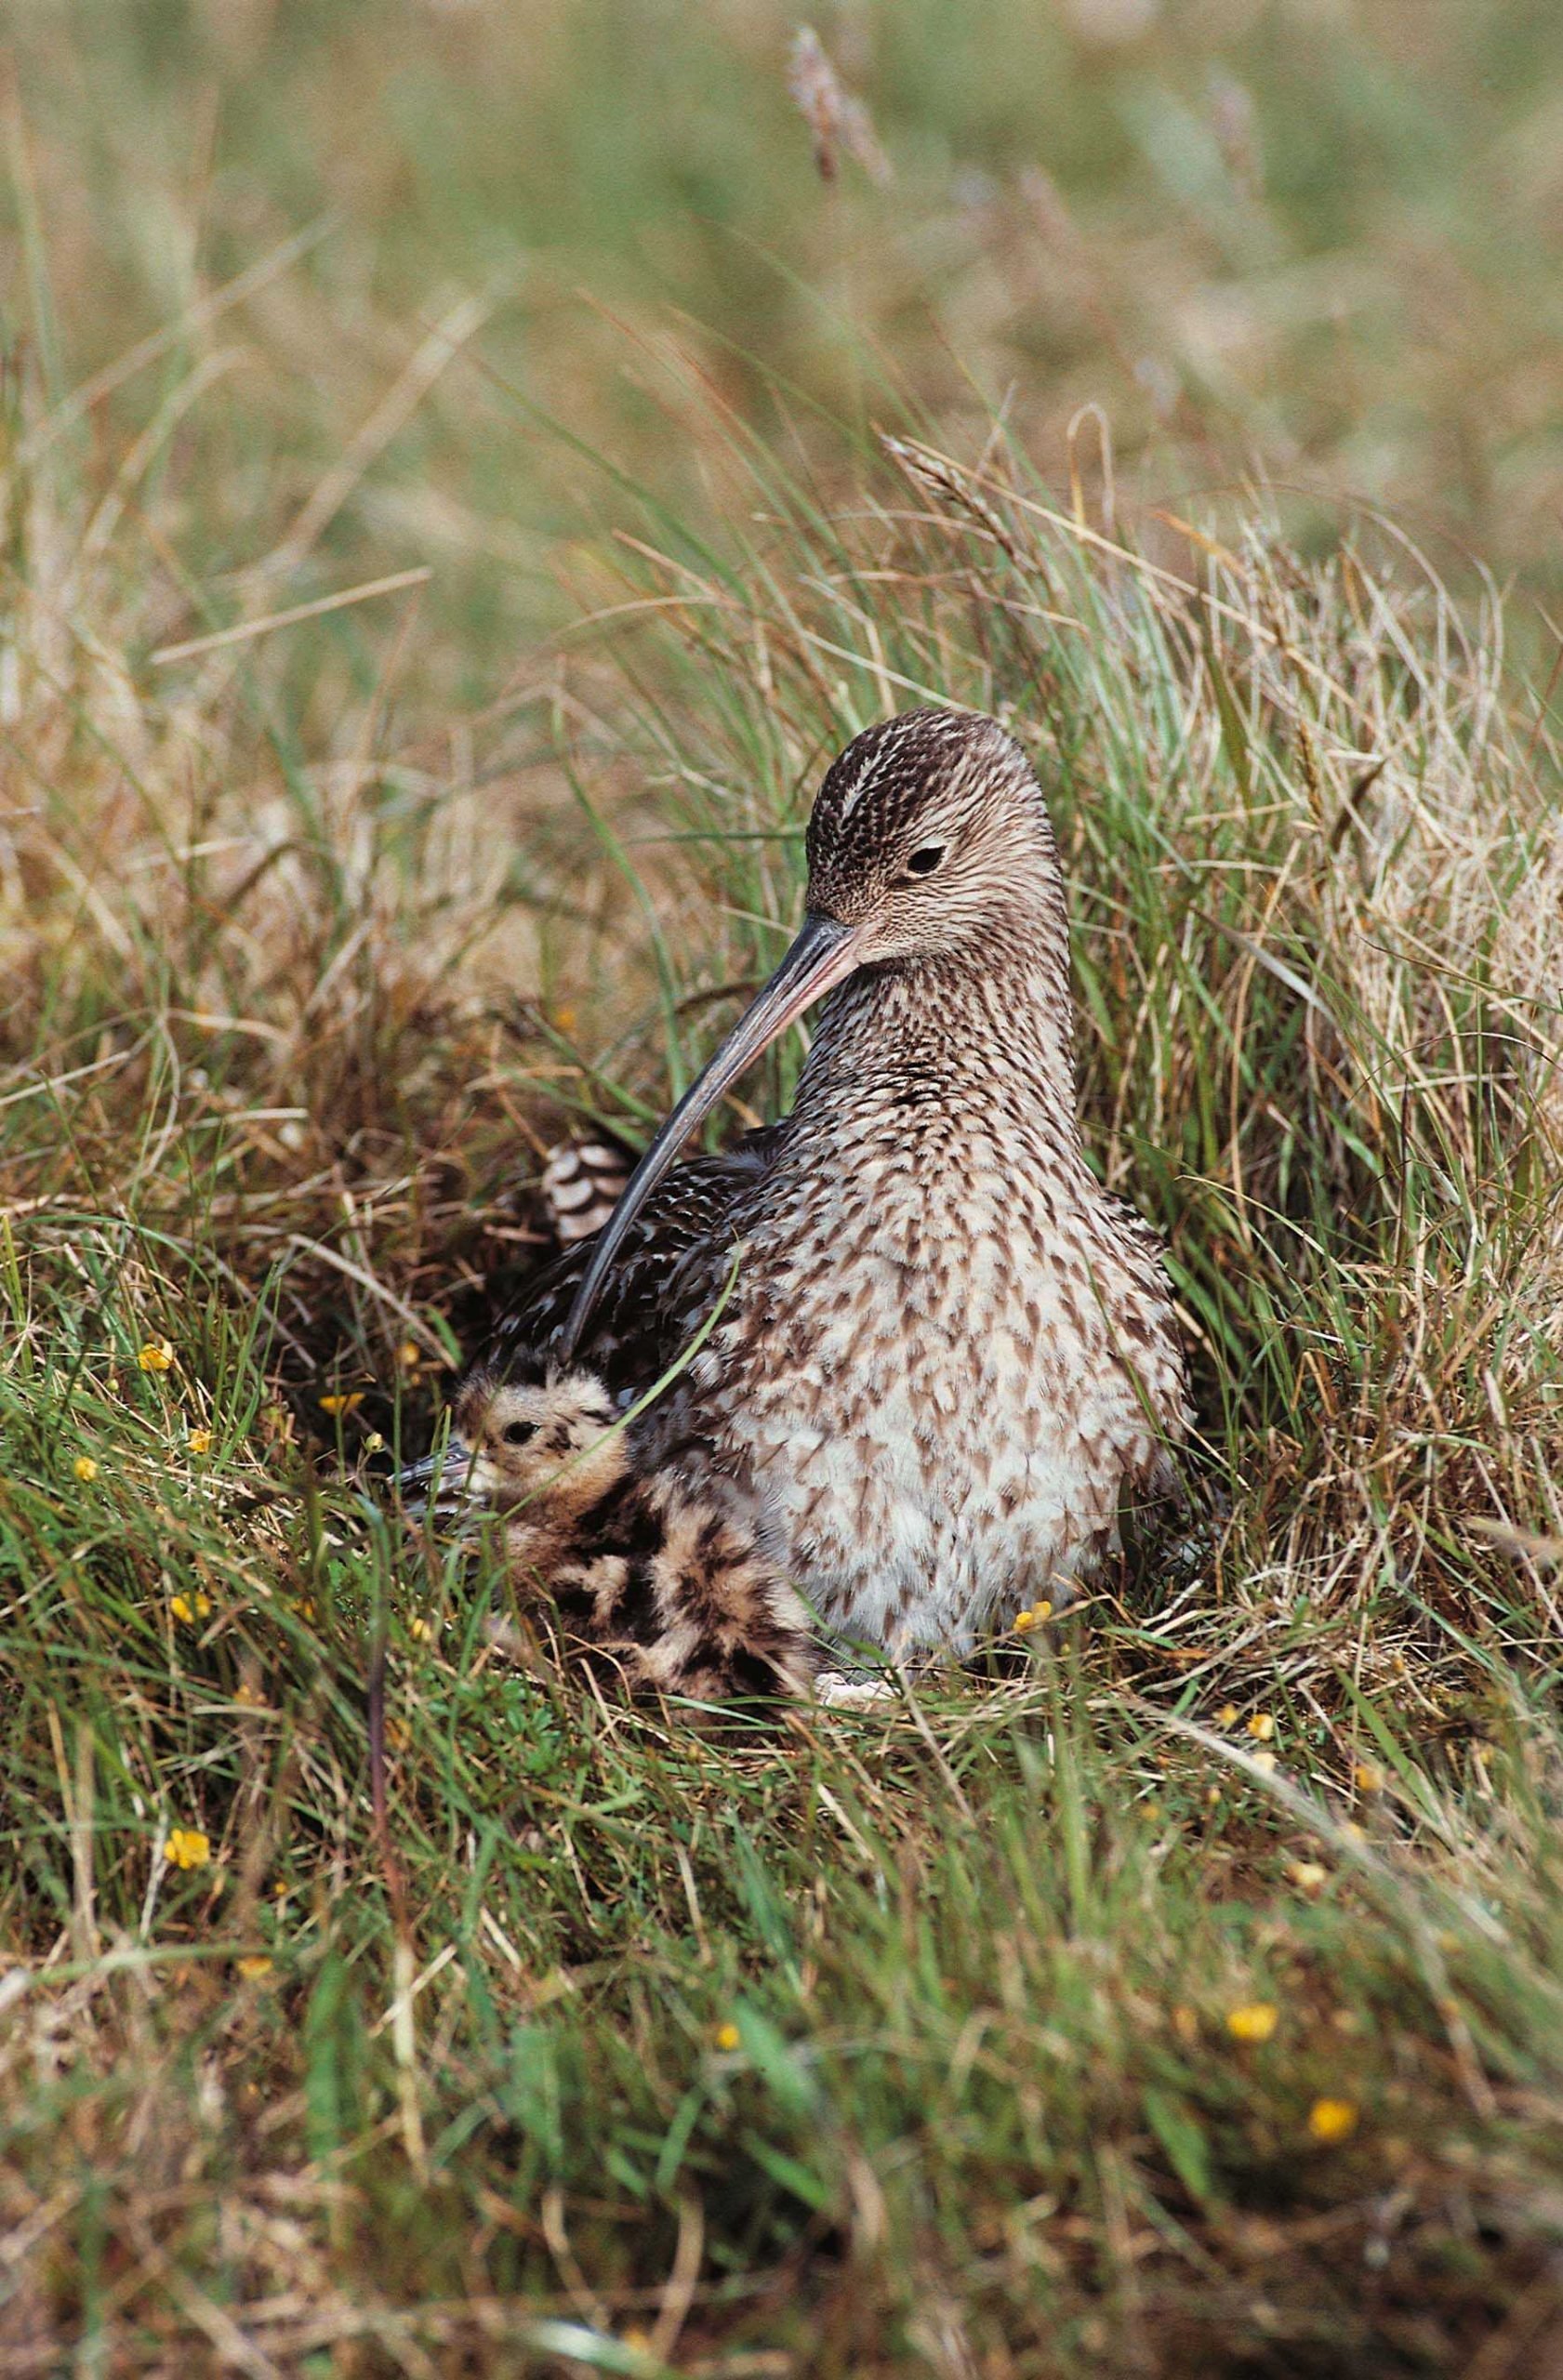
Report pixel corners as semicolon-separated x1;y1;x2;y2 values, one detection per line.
903;844;947;879
501;1418;536;1448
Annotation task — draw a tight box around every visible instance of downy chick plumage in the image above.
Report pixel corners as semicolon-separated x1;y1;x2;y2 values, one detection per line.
444;1365;817;1703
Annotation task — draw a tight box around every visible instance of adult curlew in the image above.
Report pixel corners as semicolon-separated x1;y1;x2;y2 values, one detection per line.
483;707;1189;1659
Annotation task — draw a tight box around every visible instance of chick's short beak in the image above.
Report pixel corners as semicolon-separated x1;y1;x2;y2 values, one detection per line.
395;1435;475;1510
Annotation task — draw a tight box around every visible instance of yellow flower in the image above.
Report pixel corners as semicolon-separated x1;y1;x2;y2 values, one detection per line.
187;1428;212;1455
235;1954;273;1980
395;1342;421;1368
169;1591;212;1624
1307;2096;1358;2143
1291;1860;1328;1895
1246;1712;1275;1742
1013;1609;1038;1633
1204;1784;1222;1806
1250;1750;1278;1775
165;1827;210;1871
1225;2002;1278;2043
1031;1599;1053;1622
318;1392;364;1417
714;2020;740;2051
233;1681;263;1707
1216;1703;1239;1727
73;1455;99;1482
406;1615;433;1643
1355;1759;1386;1794
138;1339;175;1373
364;1430;386;1454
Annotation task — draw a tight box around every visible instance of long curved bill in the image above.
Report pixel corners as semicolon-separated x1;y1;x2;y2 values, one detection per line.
558;911;863;1361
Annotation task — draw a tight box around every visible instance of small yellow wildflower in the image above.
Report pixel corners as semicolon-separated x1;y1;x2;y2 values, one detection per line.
395;1341;421;1369
1250;1750;1278;1775
1307;2096;1358;2143
1225;2002;1278;2044
1291;1860;1328;1895
138;1339;175;1373
318;1392;364;1417
714;2020;741;2051
1032;1599;1053;1622
235;1954;274;1980
1013;1609;1038;1633
1216;1703;1239;1727
233;1681;263;1707
1205;1784;1222;1806
165;1827;210;1871
406;1614;433;1643
73;1455;99;1483
295;1596;317;1622
187;1427;212;1456
1246;1712;1275;1742
364;1430;386;1454
1355;1759;1386;1794
169;1591;212;1624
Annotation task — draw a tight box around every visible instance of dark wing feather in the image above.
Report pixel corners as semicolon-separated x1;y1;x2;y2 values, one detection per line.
485;1125;784;1395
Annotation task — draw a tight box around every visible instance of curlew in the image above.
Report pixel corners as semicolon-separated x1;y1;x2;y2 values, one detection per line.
482;707;1188;1659
423;1361;817;1702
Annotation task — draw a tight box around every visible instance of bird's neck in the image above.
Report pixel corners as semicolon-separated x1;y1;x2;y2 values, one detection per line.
795;929;1083;1151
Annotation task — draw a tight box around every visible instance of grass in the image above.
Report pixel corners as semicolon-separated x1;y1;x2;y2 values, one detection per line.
10;0;1563;688
6;6;1563;2373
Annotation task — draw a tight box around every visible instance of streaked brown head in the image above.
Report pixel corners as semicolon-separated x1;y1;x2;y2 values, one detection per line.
802;707;1065;966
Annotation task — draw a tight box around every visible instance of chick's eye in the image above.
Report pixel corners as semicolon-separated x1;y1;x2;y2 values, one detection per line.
500;1418;536;1448
903;844;947;879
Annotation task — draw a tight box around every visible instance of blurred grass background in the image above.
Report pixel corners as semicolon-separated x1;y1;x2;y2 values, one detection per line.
11;0;1563;689
5;4;1563;2374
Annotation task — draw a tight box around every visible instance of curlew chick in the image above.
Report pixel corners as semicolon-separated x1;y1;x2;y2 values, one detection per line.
439;1366;818;1704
